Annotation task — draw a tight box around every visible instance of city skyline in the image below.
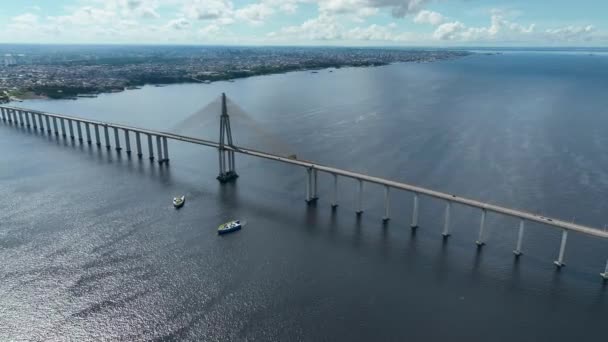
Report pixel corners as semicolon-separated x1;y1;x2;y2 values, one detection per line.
0;1;607;46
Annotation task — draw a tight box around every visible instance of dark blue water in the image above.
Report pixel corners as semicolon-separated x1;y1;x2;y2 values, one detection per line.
1;52;608;341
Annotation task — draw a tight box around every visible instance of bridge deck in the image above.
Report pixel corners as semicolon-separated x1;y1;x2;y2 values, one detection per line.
3;105;608;240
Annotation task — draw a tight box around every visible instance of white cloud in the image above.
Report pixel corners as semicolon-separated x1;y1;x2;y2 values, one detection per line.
166;17;191;30
545;25;594;42
12;13;39;25
236;3;275;24
273;14;343;40
432;13;598;44
182;0;234;20
0;1;605;46
318;0;430;18
414;10;444;25
50;6;117;26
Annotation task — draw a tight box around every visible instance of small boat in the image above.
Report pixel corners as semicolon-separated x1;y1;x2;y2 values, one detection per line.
173;196;185;208
218;220;242;235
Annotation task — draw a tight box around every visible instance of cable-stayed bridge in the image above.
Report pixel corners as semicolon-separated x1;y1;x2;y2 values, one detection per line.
1;94;607;280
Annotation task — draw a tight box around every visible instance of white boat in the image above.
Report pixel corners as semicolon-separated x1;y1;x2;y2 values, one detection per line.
173;196;185;208
218;220;242;235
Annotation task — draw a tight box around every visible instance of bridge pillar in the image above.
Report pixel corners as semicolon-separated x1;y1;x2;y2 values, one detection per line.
76;121;83;142
37;114;43;131
38;114;45;133
476;209;487;246
411;193;419;229
331;173;338;208
217;93;238;183
554;229;568;268
305;168;318;203
25;111;31;128
0;107;5;121
382;186;390;222
52;117;59;136
85;123;91;144
442;201;452;237
114;127;122;151
135;132;142;157
94;124;101;146
124;130;131;154
156;135;163;163
68;119;75;139
601;259;608;280
60;118;67;138
310;168;319;202
356;180;364;215
104;125;111;149
162;137;169;163
513;220;525;256
31;113;37;129
18;110;24;126
305;168;312;202
44;115;50;133
147;134;154;160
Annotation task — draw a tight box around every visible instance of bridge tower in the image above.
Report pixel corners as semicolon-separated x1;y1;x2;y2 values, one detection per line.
217;93;239;183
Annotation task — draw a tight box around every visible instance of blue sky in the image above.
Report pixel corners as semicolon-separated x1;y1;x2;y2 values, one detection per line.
0;1;606;46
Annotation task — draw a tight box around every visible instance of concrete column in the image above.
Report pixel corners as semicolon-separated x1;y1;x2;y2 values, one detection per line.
230;150;235;173
45;116;51;133
31;113;37;129
162;137;169;162
38;114;45;132
103;125;110;149
227;150;234;172
0;107;5;121
356;179;364;215
25;111;31;128
76;121;83;142
52;117;59;136
18;110;24;126
601;259;608;280
60;118;67;137
135;132;142;157
382;186;390;222
68;119;74;139
12;110;18;124
124;130;131;154
94;124;101;146
305;168;312;202
156;135;163;164
114;127;121;151
85;123;91;144
331;173;338;208
476;209;487;246
147;134;154;160
311;169;318;200
218;149;224;175
513;220;525;256
442;201;452;237
411;193;419;229
554;230;568;268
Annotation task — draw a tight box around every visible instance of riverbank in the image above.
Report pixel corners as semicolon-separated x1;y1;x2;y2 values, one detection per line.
0;46;470;101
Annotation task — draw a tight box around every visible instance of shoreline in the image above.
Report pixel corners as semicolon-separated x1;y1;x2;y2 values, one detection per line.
4;56;468;103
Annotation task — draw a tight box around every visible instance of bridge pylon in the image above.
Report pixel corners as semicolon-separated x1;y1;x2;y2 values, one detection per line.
217;93;239;183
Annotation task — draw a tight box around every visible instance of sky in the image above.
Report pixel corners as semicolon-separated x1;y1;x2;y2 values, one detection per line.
0;0;607;46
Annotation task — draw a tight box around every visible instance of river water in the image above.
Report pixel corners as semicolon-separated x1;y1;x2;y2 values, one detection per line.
1;52;608;341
